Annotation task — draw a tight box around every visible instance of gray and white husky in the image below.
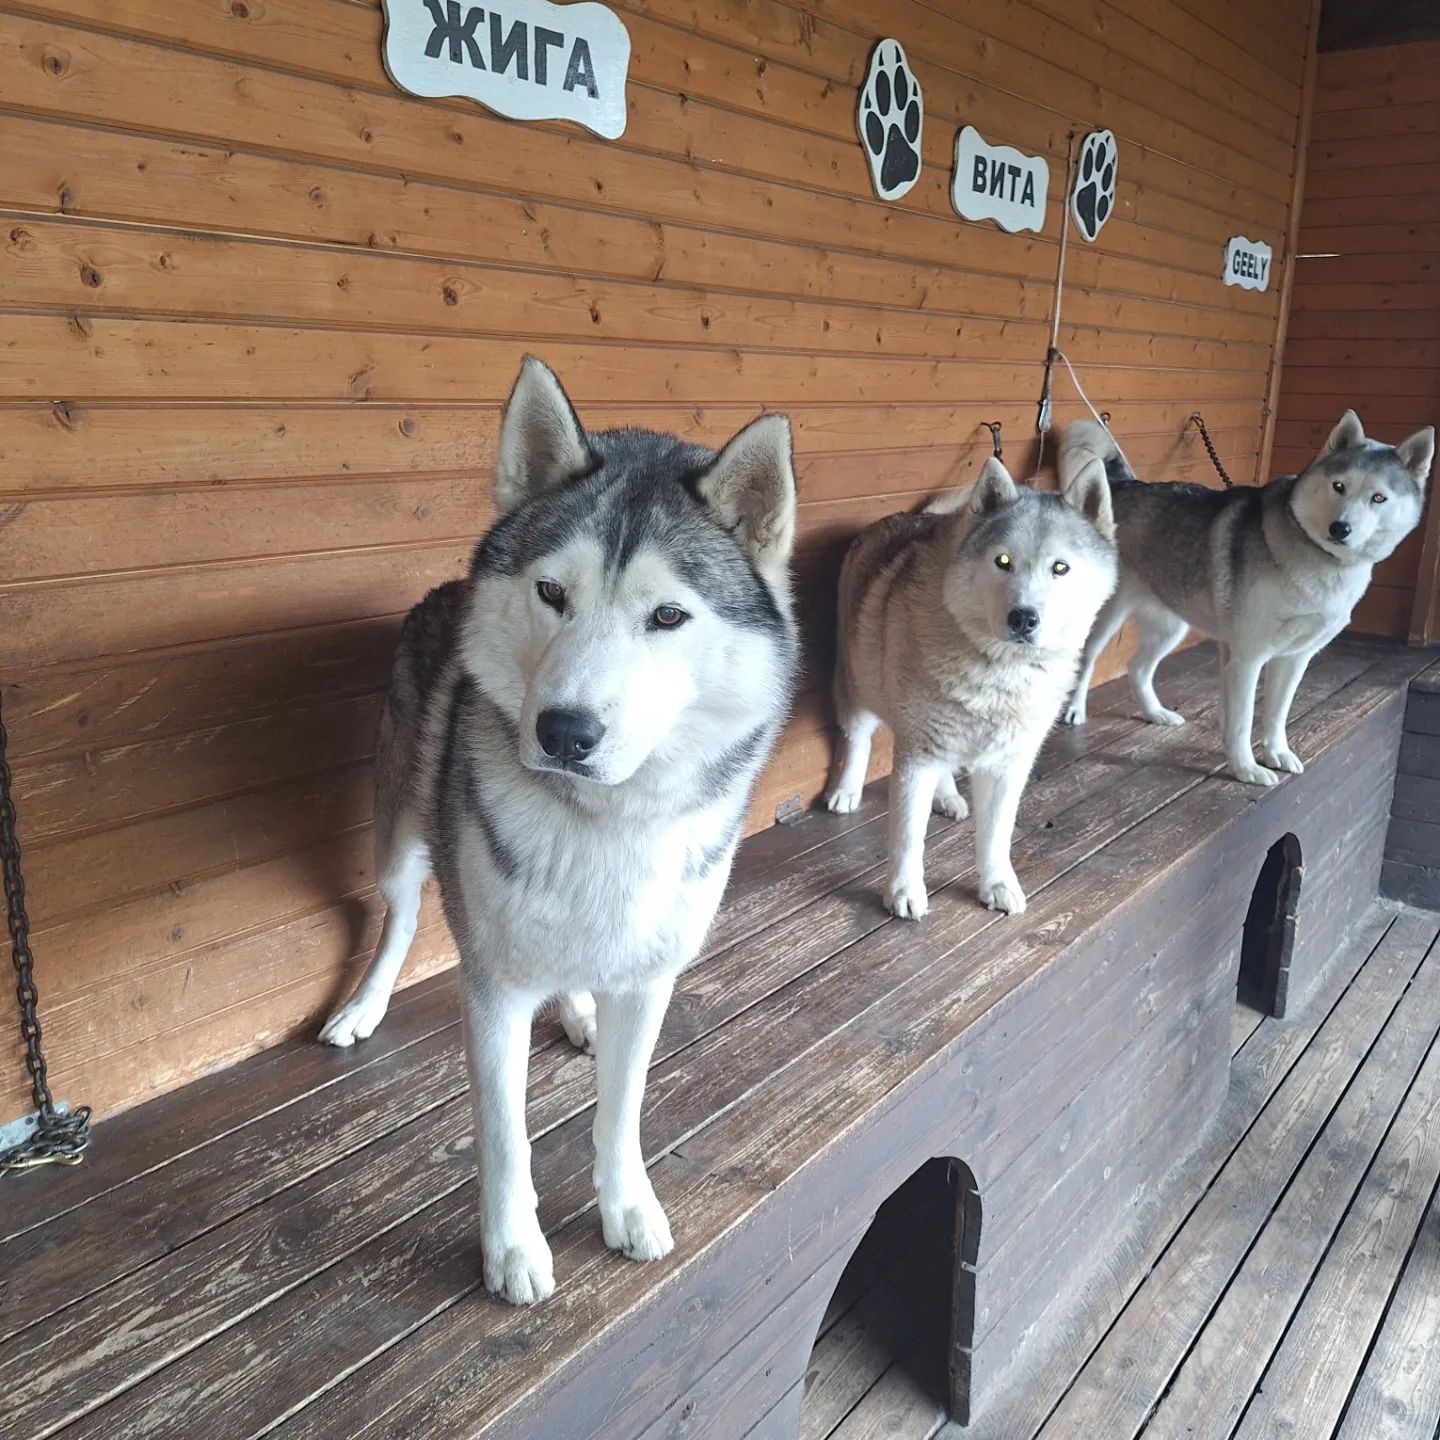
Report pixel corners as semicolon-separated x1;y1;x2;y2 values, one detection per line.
826;458;1118;919
1060;413;1433;785
320;358;798;1304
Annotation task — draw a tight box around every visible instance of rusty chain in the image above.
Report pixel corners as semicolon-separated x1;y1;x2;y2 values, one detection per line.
1187;412;1235;489
0;688;91;1175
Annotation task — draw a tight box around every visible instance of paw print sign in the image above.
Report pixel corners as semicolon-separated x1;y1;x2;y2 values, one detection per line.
857;40;923;202
1071;129;1117;242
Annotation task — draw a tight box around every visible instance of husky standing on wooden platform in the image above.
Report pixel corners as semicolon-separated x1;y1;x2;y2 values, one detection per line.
320;358;798;1305
1060;413;1433;786
826;458;1118;919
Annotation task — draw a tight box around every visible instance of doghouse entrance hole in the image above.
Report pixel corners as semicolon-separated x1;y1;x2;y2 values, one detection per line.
802;1158;977;1434
1238;833;1302;1018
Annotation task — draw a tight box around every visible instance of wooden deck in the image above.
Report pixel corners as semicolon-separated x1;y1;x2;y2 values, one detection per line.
1;638;1434;1440
804;901;1440;1440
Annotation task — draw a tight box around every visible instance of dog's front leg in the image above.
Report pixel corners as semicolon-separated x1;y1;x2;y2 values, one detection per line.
885;753;945;919
1257;649;1316;774
971;761;1029;915
593;978;675;1263
1221;650;1276;785
463;973;553;1305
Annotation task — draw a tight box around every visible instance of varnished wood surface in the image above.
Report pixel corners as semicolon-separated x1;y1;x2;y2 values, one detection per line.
1272;39;1440;642
1;640;1431;1440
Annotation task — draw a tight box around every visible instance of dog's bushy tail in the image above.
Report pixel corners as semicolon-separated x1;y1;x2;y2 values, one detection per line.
1059;420;1137;492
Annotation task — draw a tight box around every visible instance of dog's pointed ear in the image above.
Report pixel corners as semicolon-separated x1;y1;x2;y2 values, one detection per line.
696;414;797;584
970;456;1020;517
1324;410;1366;456
1396;426;1435;490
1064;456;1116;540
494;357;593;514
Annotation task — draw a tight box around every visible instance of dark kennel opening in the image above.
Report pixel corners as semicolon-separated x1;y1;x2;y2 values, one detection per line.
1239;833;1303;1018
802;1158;973;1434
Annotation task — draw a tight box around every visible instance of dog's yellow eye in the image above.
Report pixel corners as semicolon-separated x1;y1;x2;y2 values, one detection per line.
536;578;565;609
1372;492;1387;504
1052;560;1070;576
652;604;688;629
1332;480;1346;495
995;553;1012;570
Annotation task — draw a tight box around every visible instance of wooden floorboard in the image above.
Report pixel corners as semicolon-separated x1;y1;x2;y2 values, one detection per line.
1;638;1429;1440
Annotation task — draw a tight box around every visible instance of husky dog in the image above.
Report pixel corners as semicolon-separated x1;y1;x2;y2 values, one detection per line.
319;358;798;1305
1060;413;1433;786
826;458;1118;919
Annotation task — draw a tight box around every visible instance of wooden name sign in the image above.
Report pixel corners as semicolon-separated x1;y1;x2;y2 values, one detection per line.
951;125;1049;233
381;0;631;140
1224;236;1273;292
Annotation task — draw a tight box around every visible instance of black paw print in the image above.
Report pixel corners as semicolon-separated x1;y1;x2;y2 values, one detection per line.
859;40;922;202
1071;129;1117;242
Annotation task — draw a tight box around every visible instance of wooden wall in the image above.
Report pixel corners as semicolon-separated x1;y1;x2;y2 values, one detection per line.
1271;39;1440;640
0;0;1318;1123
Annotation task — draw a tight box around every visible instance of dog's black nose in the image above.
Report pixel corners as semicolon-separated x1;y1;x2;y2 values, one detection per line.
536;708;605;762
1329;519;1352;542
1007;606;1040;639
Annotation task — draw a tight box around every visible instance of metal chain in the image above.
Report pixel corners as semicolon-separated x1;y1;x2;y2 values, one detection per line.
0;689;91;1174
983;421;1003;460
1187;412;1235;489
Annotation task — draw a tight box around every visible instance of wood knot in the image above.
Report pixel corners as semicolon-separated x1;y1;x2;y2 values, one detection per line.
308;186;326;207
8;226;33;249
399;417;417;437
51;399;78;429
80;264;102;288
42;48;69;77
58;184;76;212
230;0;250;15
442;285;459;306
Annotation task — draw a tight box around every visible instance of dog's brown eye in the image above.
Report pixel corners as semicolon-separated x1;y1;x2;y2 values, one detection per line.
536;579;565;610
1371;492;1387;504
1052;560;1070;576
652;604;688;629
1332;480;1346;495
995;553;1012;570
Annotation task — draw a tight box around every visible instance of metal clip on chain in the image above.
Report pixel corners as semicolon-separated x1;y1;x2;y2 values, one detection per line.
0;691;91;1175
983;421;1004;460
1187;412;1235;490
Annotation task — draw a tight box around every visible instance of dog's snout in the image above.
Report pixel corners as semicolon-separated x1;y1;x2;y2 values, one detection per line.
1329;519;1352;542
536;707;605;762
1007;606;1040;640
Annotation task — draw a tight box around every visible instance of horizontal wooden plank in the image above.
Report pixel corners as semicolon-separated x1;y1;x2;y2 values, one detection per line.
0;217;1275;375
0;315;1271;406
1298;221;1440;257
1310;102;1440;142
1281;337;1440;370
1313;40;1440;113
0;397;1268;498
1302;161;1438;201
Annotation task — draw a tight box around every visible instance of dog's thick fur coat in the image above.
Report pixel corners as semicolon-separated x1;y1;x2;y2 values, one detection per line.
826;458;1118;919
1060;412;1433;785
321;359;798;1304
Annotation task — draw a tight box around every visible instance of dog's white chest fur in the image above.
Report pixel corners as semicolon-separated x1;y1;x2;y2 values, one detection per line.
453;784;731;995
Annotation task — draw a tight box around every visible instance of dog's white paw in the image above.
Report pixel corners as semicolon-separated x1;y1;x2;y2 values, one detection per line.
1143;706;1187;728
826;786;862;814
885;879;929;920
1231;760;1280;787
482;1220;555;1305
932;786;969;821
979;874;1027;915
1061;703;1087;727
319;992;387;1048
557;991;597;1055
1259;744;1303;775
600;1189;674;1263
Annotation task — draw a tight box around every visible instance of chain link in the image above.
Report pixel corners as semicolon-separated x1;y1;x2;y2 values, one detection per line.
0;689;91;1175
1187;412;1235;490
